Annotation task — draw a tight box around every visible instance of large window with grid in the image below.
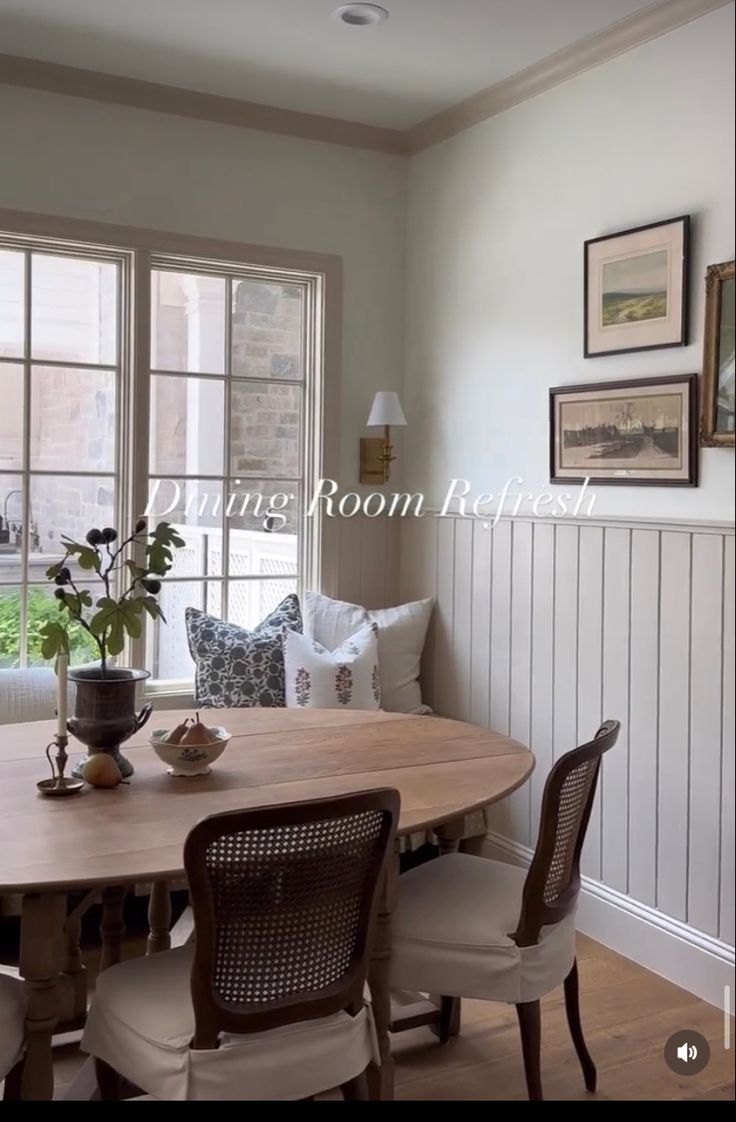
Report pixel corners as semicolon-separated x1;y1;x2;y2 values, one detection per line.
0;234;322;689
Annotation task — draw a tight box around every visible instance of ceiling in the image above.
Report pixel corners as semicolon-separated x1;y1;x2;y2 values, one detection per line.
0;0;661;129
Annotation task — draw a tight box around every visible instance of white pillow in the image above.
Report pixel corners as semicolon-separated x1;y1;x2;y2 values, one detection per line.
304;591;434;715
284;624;381;710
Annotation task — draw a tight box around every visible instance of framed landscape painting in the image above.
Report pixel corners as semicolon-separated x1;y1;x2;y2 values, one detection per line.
700;259;735;446
550;374;698;486
584;216;690;357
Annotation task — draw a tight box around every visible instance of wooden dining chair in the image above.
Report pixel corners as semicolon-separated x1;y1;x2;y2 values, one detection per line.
390;720;620;1100
82;788;399;1101
0;969;26;1100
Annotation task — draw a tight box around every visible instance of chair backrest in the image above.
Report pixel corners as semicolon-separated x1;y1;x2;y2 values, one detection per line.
183;787;399;1047
512;720;620;947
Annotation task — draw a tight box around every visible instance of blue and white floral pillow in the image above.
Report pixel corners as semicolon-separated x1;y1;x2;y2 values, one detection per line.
185;594;302;708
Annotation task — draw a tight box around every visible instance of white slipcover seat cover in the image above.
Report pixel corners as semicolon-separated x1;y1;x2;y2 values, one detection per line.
82;945;378;1101
391;853;576;1004
0;969;25;1079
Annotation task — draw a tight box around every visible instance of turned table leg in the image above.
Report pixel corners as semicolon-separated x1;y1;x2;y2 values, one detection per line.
147;881;172;955
366;843;400;1101
431;818;465;1039
99;886;126;973
62;912;87;1023
19;892;66;1101
436;816;466;854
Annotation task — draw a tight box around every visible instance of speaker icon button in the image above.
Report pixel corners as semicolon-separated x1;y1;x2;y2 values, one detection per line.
664;1030;710;1075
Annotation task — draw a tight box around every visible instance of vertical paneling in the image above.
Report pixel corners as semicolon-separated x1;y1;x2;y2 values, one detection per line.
508;521;533;845
553;524;579;759
657;531;691;922
601;527;631;893
336;516;362;605
435;517;456;718
529;521;555;844
469;521;492;727
452;518;473;721
721;536;735;945
394;513;734;945
688;534;724;935
628;530;660;907
489;520;512;734
577;525;604;880
359;515;388;610
384;516;401;607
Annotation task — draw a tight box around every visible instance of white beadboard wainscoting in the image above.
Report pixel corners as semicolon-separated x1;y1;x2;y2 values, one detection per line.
399;512;735;1007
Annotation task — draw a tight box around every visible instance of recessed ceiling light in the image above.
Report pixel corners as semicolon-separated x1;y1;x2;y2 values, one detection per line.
333;4;389;27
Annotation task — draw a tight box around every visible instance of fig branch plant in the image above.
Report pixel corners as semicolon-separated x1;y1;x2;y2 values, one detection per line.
40;519;185;676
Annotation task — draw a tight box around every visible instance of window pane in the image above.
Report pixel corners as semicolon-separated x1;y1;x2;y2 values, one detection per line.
0;476;24;583
25;583;100;668
225;578;298;631
230;380;301;478
222;482;299;577
30;366;116;472
0;365;24;470
0;585;21;667
149;375;225;475
30;475;115;581
0;250;24;358
151;271;225;374
231;279;303;380
145;478;223;576
31;254;117;365
150;580;220;681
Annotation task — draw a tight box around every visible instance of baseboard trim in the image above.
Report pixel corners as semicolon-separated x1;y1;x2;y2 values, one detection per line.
482;830;735;1010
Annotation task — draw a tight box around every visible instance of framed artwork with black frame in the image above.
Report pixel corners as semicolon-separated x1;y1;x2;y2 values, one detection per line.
550;373;698;487
584;215;690;357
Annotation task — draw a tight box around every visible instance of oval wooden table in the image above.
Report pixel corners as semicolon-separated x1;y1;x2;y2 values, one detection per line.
0;707;533;1101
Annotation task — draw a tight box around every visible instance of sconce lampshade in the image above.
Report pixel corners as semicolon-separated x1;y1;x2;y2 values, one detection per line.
366;391;407;428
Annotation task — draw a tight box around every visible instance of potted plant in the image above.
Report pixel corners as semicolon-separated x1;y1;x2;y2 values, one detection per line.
41;518;185;778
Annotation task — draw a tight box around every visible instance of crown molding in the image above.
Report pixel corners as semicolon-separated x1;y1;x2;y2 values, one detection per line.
0;51;408;156
406;0;732;153
0;0;729;157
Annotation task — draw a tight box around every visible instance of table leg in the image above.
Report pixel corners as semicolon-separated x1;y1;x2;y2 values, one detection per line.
436;816;466;854
19;892;66;1101
62;912;87;1022
366;844;399;1101
147;881;172;955
99;886;126;973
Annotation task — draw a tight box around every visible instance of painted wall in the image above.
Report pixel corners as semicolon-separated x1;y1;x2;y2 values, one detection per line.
0;83;407;485
404;5;735;521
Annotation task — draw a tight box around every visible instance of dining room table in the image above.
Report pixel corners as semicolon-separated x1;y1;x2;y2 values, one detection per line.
0;706;534;1101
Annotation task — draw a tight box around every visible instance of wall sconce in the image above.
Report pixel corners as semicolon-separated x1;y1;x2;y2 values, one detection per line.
360;391;407;484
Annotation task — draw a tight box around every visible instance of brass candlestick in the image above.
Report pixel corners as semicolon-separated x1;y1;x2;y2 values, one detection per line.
37;733;85;797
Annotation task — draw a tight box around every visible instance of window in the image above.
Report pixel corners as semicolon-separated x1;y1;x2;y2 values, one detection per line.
0;234;323;690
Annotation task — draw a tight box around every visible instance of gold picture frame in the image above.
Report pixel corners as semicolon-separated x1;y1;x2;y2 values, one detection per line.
700;260;735;447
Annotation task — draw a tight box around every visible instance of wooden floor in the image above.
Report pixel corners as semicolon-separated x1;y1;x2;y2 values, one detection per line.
45;932;733;1101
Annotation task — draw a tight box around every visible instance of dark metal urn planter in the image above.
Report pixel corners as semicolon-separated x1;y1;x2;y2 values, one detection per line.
69;667;152;780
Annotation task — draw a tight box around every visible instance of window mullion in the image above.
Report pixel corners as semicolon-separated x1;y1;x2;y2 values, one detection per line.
128;249;152;671
19;250;32;669
221;277;233;622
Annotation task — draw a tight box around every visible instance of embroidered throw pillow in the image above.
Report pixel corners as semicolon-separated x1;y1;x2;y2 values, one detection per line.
304;591;434;714
185;594;302;708
284;624;381;710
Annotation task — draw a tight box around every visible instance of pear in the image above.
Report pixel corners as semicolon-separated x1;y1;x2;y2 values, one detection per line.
165;719;191;745
180;713;217;746
83;753;122;789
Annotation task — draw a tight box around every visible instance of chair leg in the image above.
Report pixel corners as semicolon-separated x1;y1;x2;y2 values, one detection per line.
95;1058;123;1102
431;996;461;1044
515;1000;543;1101
2;1059;24;1101
340;1068;370;1101
564;958;596;1092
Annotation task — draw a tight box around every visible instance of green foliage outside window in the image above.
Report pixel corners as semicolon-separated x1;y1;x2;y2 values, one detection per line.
0;588;99;669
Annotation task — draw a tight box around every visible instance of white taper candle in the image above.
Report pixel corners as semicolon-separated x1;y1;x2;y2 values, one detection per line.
56;653;69;739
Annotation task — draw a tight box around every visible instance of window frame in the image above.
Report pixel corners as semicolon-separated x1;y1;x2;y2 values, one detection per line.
0;210;342;696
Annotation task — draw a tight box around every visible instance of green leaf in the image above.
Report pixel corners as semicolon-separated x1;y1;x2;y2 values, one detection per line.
139;596;165;623
145;521;186;576
60;537;101;573
39;620;70;661
45;561;64;580
89;597;143;655
125;560;148;581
